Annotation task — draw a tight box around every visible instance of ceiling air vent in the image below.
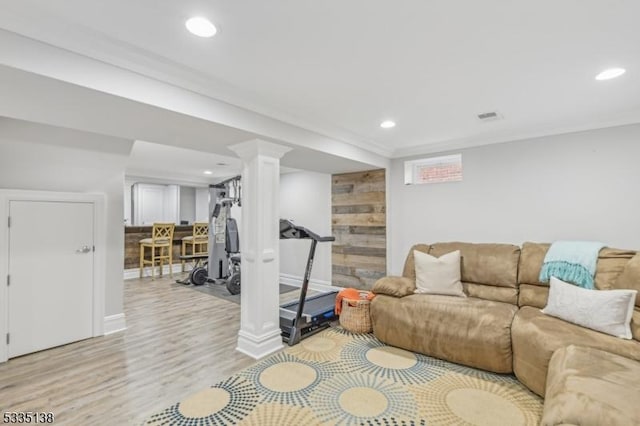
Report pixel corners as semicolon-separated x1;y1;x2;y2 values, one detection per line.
476;111;503;122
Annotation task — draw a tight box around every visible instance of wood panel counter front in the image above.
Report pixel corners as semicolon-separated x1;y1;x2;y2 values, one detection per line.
124;225;196;270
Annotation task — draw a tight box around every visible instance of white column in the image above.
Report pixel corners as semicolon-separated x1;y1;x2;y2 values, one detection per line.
228;139;291;359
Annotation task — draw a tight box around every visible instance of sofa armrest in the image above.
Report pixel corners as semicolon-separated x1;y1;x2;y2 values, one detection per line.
372;276;416;297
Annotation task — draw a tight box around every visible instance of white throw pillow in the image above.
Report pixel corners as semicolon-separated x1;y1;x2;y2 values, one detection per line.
542;276;637;339
413;250;466;297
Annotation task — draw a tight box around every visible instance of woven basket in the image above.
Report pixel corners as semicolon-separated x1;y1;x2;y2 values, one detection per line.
339;298;372;333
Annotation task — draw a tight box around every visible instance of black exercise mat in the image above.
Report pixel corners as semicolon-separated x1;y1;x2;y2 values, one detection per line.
177;281;299;305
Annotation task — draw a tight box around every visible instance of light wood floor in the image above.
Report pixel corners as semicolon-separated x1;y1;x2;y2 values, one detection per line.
0;275;266;425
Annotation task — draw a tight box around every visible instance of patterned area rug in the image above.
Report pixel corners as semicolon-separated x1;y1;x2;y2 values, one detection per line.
142;327;542;425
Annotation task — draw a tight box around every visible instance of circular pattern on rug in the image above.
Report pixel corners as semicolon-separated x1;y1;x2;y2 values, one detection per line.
360;419;427;426
447;388;525;425
287;328;352;362
339;386;389;417
259;361;317;392
178;388;230;417
366;345;418;369
143;376;258;425
340;337;449;385
309;372;417;424
410;372;542;425
240;352;341;406
237;403;321;426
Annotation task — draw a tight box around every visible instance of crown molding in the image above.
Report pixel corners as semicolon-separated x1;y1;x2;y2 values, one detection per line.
124;172;218;188
392;115;640;159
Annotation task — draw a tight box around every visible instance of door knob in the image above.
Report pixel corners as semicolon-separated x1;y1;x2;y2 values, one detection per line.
76;245;92;253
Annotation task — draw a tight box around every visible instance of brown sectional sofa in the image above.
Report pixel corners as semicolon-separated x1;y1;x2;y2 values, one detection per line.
370;241;640;401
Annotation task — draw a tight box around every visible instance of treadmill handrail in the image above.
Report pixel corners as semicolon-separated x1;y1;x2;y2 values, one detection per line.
279;219;334;242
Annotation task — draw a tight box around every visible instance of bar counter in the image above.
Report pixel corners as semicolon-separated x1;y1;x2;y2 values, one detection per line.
124;225;195;270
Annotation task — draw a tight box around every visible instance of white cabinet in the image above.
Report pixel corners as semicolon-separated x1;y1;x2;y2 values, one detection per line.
131;183;179;225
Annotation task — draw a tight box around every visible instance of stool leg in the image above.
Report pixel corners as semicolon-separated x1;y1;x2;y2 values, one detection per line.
169;244;173;278
181;240;186;272
139;244;144;278
151;246;156;279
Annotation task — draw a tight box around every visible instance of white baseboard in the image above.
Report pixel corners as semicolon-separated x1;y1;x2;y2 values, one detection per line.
236;329;284;360
124;263;185;280
104;313;126;335
279;273;342;293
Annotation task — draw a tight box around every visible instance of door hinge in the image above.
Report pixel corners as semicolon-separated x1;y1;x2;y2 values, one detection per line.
7;216;10;228
6;333;9;345
93;245;95;252
6;275;9;286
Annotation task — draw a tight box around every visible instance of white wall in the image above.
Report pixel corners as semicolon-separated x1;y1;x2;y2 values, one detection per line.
0;118;133;316
279;171;332;284
388;124;640;274
179;186;196;224
195;188;210;222
163;185;179;224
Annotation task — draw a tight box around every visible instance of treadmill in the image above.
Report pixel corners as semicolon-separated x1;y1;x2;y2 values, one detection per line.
279;219;338;346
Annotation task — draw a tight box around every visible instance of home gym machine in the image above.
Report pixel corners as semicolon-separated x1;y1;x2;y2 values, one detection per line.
279;219;338;346
208;175;242;294
177;175;241;289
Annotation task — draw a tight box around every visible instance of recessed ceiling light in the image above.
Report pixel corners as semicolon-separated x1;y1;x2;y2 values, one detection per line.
595;68;626;81
185;16;217;38
380;120;396;129
204;170;213;175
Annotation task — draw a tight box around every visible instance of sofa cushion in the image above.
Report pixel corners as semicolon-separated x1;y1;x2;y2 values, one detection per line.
542;277;636;339
372;276;415;298
518;242;550;285
429;242;520;288
519;242;636;290
371;294;518;373
402;244;430;279
542;345;640;426
462;282;518;304
596;247;638;291
511;306;640;396
518;284;548;309
414;250;465;297
614;252;640;307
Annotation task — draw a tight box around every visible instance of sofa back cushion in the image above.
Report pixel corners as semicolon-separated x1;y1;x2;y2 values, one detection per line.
403;242;521;304
402;244;430;279
518;242;640;341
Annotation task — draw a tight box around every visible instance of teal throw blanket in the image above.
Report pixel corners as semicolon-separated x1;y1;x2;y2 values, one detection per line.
539;240;605;289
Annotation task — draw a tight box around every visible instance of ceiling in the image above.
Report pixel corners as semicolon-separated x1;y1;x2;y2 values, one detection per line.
126;141;241;185
1;1;639;157
127;140;301;185
0;64;380;175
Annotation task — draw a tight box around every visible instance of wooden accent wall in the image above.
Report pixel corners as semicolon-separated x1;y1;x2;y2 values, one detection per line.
332;169;386;290
124;225;194;269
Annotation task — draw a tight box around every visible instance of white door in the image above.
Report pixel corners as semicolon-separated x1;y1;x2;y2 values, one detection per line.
8;200;94;358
